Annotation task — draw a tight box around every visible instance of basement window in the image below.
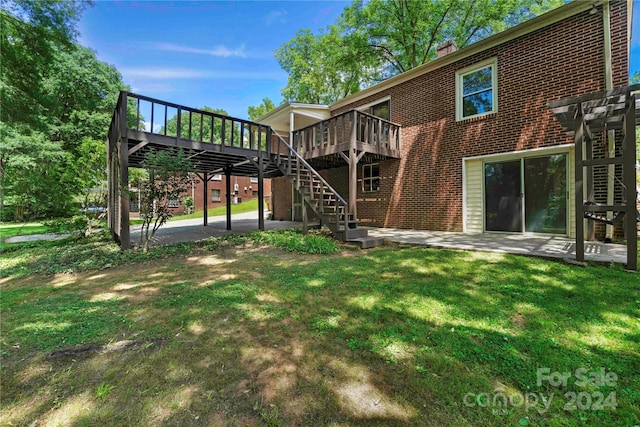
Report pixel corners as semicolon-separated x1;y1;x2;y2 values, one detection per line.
362;163;380;192
456;58;497;120
167;199;179;208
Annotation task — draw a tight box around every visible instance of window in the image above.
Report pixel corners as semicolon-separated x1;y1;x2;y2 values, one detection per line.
362;163;380;192
250;177;259;183
211;189;221;202
370;100;390;120
456;58;497;120
211;174;222;181
167;199;179;208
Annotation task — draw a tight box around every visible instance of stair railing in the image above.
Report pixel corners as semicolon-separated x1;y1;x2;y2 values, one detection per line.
271;131;350;231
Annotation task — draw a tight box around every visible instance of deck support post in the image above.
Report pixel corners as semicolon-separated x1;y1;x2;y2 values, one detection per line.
225;166;232;230
203;173;208;226
623;94;637;271
258;156;265;231
348;110;359;220
119;94;130;250
574;103;585;263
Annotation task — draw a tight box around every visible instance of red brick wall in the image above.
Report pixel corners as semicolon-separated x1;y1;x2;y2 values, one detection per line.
272;177;293;220
320;1;629;231
171;175;272;214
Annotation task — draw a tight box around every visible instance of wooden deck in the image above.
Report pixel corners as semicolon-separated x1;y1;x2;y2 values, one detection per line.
292;109;401;166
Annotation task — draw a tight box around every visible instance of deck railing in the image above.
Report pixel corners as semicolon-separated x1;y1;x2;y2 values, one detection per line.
110;91;272;154
292;109;401;158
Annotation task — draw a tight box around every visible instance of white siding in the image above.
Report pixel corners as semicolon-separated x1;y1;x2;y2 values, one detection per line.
465;159;484;233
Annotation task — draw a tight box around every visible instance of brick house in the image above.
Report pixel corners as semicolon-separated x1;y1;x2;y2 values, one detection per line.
259;0;632;240
160;174;272;214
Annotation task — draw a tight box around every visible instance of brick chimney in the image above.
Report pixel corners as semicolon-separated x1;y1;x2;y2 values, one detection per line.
436;40;457;58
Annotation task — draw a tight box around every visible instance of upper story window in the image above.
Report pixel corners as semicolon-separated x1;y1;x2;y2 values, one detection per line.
370;100;390;120
211;174;222;181
456;58;497;120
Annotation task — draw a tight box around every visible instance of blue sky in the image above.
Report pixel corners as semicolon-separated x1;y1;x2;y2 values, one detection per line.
79;1;348;119
80;1;640;121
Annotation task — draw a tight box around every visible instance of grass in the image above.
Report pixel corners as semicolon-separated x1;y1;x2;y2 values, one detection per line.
0;222;51;240
130;198;261;225
1;235;638;426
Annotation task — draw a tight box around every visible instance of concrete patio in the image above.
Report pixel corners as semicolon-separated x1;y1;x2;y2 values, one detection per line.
127;210;632;267
365;227;631;266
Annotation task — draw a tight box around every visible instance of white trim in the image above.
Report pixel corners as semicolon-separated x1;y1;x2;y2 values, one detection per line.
462;157;467;232
211;174;222;181
330;0;597;110
356;95;391;112
456;57;498;121
462;143;573;162
464;144;573;236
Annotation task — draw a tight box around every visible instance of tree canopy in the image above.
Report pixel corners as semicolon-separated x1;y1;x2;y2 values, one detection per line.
1;0;128;220
247;98;277;121
276;0;564;104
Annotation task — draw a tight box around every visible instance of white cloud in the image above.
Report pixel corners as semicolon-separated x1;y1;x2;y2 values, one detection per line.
156;43;247;58
265;9;287;26
123;66;286;81
121;67;205;79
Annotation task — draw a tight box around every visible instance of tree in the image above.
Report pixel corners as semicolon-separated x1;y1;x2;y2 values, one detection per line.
1;1;89;130
138;150;193;252
247;98;277;121
276;0;564;103
275;26;378;104
1;2;129;220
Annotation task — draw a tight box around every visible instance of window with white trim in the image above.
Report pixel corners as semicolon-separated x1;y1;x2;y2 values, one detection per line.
456;58;497;120
211;174;222;181
167;199;179;208
211;189;221;202
250;177;259;183
362;163;380;192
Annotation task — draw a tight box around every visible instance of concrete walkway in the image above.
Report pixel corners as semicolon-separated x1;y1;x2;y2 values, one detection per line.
130;211;301;247
365;227;630;265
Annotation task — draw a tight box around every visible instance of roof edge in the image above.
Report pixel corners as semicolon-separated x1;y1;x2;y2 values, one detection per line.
256;102;329;123
330;0;598;110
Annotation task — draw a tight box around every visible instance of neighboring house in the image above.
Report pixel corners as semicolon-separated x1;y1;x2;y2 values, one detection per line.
258;0;632;240
143;174;272;215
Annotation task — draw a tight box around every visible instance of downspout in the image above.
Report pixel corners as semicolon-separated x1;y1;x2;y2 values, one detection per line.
603;0;615;242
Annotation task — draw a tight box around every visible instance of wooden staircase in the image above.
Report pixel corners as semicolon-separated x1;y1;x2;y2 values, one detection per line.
272;134;384;248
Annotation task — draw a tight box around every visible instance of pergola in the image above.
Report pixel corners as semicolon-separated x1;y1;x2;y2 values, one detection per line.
549;84;638;270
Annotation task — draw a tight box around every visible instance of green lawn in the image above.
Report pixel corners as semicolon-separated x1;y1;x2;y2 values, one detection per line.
0;222;51;240
1;233;638;426
130;198;261;225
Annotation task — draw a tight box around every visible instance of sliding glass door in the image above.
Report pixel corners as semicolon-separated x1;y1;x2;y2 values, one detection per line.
484;154;567;234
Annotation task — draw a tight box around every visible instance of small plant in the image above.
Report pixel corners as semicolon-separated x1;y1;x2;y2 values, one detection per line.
96;383;115;399
181;195;194;214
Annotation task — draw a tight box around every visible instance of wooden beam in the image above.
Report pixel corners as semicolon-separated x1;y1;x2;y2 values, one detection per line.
128;140;148;156
203;172;208;227
225;166;232;231
585;130;594;241
623;95;637;270
573;106;584;262
258;156;265;231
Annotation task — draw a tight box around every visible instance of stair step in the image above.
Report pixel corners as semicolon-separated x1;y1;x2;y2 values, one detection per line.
347;237;385;249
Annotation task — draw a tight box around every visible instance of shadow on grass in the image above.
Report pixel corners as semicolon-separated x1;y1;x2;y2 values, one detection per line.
1;245;638;426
